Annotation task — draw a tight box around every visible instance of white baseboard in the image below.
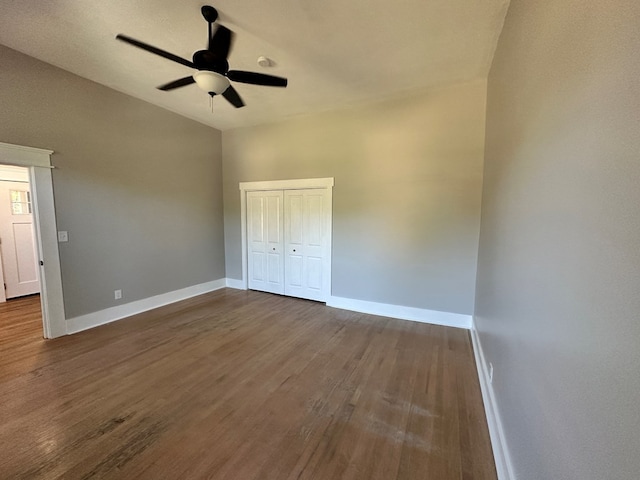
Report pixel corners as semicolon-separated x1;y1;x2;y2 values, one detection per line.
326;296;472;330
66;279;227;335
470;318;515;480
225;278;245;290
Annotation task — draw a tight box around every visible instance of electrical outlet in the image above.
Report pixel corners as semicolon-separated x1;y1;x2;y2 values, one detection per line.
57;231;69;243
114;289;122;300
489;363;494;384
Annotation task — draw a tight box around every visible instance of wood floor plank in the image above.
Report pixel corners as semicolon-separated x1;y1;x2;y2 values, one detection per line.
0;289;496;479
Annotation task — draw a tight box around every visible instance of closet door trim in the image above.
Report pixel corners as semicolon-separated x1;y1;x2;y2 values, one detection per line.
239;178;334;296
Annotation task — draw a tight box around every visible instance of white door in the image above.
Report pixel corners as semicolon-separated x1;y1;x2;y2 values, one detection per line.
247;190;285;295
0;180;41;299
284;189;329;301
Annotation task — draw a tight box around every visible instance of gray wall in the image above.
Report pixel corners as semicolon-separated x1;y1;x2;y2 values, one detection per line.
475;1;640;479
0;45;225;319
223;80;486;315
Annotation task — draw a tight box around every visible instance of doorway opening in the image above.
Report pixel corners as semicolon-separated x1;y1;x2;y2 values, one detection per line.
0;164;44;339
0;142;66;338
0;165;41;301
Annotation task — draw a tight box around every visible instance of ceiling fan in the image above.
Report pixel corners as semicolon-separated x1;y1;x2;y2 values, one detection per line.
116;5;287;108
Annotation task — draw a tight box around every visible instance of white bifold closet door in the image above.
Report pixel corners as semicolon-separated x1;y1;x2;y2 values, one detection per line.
247;188;330;302
247;190;285;295
283;189;328;301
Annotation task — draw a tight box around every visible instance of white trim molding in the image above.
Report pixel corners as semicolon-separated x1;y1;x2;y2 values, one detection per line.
31;167;66;338
471;318;515;480
327;296;472;330
239;177;334;191
66;279;227;335
225;278;245;290
239;177;334;291
0;141;54;168
0;141;65;338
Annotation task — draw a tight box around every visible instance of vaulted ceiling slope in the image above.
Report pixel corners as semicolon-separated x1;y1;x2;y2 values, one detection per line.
0;0;510;130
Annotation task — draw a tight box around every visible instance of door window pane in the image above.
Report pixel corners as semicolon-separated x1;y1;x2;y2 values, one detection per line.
10;190;31;215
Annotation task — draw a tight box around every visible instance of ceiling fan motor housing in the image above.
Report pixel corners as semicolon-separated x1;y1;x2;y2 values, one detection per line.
193;50;229;74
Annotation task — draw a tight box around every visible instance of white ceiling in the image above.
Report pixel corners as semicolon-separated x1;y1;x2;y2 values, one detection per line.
0;0;510;131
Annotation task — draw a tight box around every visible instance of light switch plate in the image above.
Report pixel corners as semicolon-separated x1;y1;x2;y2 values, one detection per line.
57;231;69;243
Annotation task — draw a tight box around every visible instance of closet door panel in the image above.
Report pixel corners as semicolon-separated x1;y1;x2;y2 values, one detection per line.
284;189;328;301
284;191;304;298
307;257;323;291
247;191;284;294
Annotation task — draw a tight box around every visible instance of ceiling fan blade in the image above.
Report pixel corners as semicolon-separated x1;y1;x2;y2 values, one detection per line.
209;25;233;59
227;71;288;87
222;85;245;108
116;34;195;68
157;76;196;91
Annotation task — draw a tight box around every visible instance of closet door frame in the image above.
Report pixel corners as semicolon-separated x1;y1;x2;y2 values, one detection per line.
239;178;334;299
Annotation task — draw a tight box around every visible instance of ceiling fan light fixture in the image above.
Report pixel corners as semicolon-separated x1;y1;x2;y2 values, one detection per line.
116;5;286;109
193;71;230;94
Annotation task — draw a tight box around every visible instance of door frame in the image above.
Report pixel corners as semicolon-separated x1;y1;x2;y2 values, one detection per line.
239;178;334;297
0;141;66;338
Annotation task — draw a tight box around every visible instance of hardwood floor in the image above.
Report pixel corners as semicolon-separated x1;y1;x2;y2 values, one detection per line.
0;293;43;344
0;289;496;479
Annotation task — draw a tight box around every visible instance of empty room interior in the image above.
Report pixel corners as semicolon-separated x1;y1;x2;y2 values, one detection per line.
0;1;638;479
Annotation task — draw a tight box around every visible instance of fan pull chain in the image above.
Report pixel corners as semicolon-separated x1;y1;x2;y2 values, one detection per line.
209;94;214;113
